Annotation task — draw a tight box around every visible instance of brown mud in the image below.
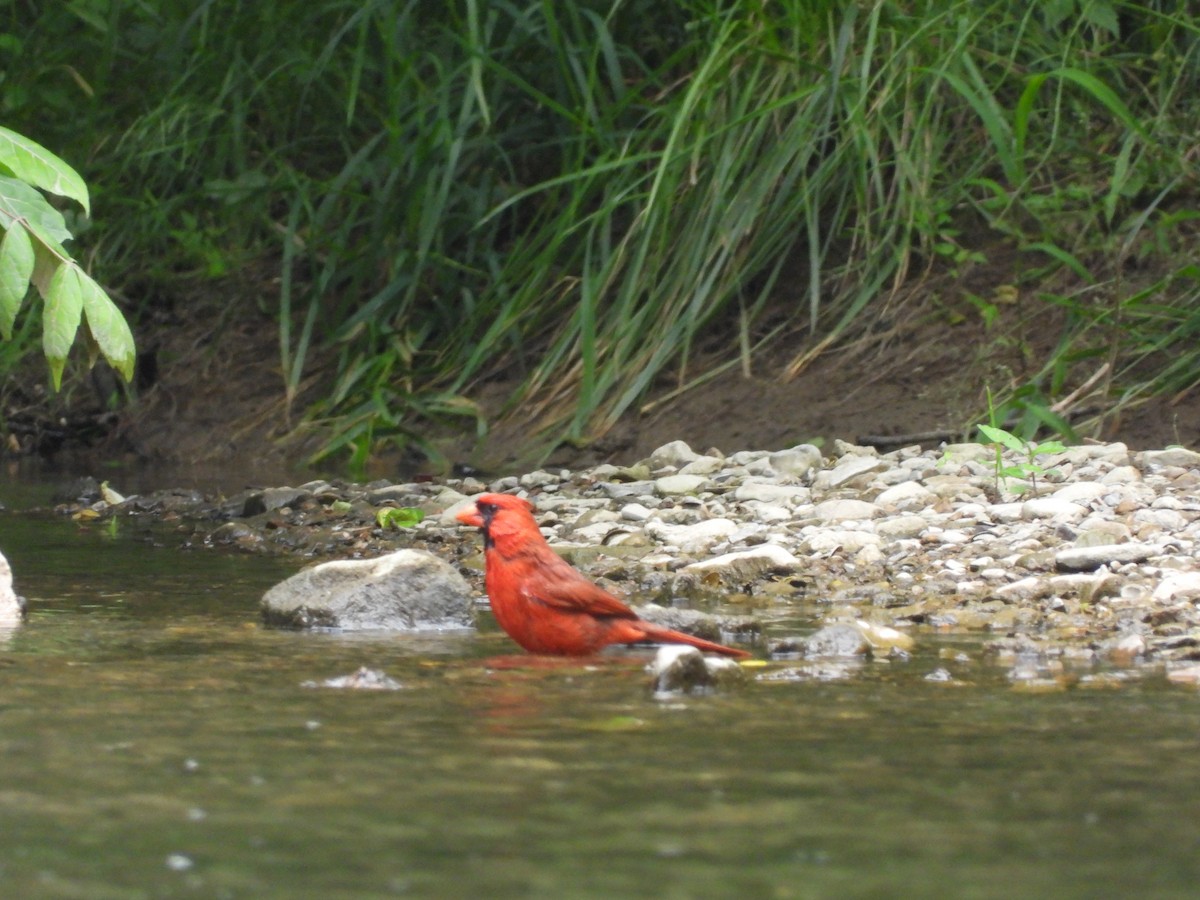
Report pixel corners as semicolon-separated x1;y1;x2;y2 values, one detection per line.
6;262;1199;485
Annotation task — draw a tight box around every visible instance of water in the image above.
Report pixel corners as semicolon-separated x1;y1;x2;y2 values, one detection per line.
1;507;1199;898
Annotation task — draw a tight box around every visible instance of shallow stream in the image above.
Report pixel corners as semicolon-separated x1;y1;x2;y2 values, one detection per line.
1;483;1198;898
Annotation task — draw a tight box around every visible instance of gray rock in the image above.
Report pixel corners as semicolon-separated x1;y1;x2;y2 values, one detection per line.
240;486;311;517
262;550;475;631
824;454;887;489
1055;543;1155;571
1139;448;1200;469
599;480;657;501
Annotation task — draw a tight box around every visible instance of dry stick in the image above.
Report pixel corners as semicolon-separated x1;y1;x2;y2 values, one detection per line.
1049;361;1111;416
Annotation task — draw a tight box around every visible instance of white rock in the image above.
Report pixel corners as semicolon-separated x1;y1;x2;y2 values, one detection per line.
655;474;709;496
648;440;700;469
812;499;881;522
1139;448;1200;469
825;455;887;488
620;503;654;522
1021;497;1088;523
743;504;791;524
644;518;740;552
875;515;929;539
679;455;725;476
1151;571;1200;603
1055;543;1155;571
875;481;935;509
1100;465;1142;485
1050;482;1109;504
768;445;822;479
681;544;801;577
1133;508;1187;531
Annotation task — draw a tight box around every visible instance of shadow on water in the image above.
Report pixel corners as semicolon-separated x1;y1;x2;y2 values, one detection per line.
1;504;1199;897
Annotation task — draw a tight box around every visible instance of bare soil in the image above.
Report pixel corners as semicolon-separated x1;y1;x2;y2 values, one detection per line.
11;262;1200;485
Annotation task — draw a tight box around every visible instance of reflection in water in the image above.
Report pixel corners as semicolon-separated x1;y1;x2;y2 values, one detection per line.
0;512;1197;897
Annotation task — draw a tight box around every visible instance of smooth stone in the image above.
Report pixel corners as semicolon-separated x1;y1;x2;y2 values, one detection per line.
1100;465;1143;485
681;545;801;581
599;480;657;501
1133;507;1187;531
648;440;700;470
644;518;739;552
1021;497;1087;523
655;474;709;496
875;481;935;509
875;515;929;539
1055;543;1155;572
768;445;823;479
1139;448;1200;469
620;503;654;522
1151;571;1200;603
519;469;561;488
1050;482;1109;504
824;455;887;488
679;455;725;476
261;550;475;631
812;499;881;522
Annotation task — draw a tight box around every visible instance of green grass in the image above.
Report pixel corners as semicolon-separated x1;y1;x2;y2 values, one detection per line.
2;1;1198;464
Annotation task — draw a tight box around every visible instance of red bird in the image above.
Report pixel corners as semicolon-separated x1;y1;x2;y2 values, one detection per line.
456;493;750;658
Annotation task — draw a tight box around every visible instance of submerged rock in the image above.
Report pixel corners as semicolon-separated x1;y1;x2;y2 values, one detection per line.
302;667;404;690
261;549;475;631
647;645;745;695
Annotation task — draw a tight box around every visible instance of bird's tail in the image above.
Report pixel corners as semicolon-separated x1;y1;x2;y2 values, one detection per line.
636;623;751;659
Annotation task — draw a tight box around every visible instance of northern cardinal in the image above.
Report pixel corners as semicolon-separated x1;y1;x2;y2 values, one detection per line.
456;492;750;658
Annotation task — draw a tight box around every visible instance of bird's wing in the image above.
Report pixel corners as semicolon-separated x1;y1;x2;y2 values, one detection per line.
521;556;638;619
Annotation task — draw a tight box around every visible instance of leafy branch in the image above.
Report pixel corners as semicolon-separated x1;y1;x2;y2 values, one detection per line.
0;126;134;389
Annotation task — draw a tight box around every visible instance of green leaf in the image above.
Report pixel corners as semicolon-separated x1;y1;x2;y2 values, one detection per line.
0;221;34;339
1033;441;1067;456
77;267;135;381
0;175;72;247
0;126;89;215
977;424;1025;453
375;506;425;530
43;264;84;390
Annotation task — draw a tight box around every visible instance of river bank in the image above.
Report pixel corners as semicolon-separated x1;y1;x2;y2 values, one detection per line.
40;437;1200;683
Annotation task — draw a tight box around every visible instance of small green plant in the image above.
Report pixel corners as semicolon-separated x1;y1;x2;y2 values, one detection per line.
976;423;1065;496
375;507;425;530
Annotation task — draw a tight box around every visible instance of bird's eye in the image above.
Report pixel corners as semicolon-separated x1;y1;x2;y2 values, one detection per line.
479;502;496;514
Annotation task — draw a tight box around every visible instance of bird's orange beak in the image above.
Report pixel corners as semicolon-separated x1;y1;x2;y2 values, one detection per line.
456;504;484;528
